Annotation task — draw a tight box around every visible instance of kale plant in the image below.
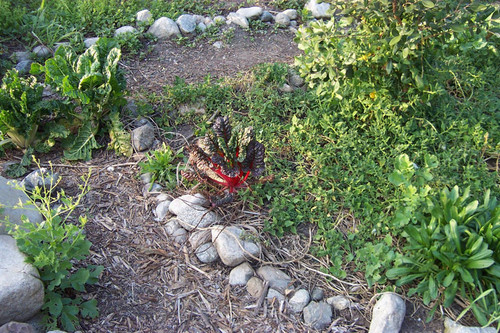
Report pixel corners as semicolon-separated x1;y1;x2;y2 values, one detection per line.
183;116;265;205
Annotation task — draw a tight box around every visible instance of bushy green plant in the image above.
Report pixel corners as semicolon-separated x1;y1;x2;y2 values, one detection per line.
387;154;499;326
139;142;183;190
6;169;103;331
31;38;131;160
0;69;59;149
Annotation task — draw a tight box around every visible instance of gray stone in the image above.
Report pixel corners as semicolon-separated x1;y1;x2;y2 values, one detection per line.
444;317;497;333
132;124;155;151
213;16;226;24
246;276;264;298
169;194;208;214
289;289;310;313
148;17;180;39
0;322;36;333
20;168;59;192
149;183;163;192
212;225;261;266
227;12;249;29
178;102;206;115
289;72;305;87
156;193;171;202
275;13;291;27
188;230;212;249
305;0;332;19
266;288;285;302
114;26;137;37
260;11;273;22
140;172;152;184
136;9;152;23
282;9;298;20
154;200;171;221
0;235;44;325
177;208;218;231
236;7;263;20
368;293;406;333
164;218;183;236
171;227;188;244
256;266;291;293
84;37;99;48
213;41;223;49
204;17;214;28
290;20;298;27
326;295;351;311
32;45;51;59
14;61;32;75
176;14;197;35
195;243;219;263
13;52;30;62
311;287;324;301
0;176;42;235
303;301;332;330
279;83;294;93
197;22;207;32
229;262;254;286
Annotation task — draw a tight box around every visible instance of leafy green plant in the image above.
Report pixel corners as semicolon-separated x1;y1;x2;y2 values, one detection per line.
139;142;183;189
183;116;266;205
387;154;499;326
31;38;131;160
0;69;59;149
6;168;103;331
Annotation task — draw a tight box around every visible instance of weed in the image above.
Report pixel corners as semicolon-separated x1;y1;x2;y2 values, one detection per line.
139;142;184;190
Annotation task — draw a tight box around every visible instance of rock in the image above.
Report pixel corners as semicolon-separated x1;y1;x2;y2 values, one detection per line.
0;322;36;333
172;202;218;231
171;227;188;244
282;9;298;20
368;293;406;333
213;16;226;24
188;230;212;249
136;9;152;23
289;71;305;87
267;288;285;302
305;0;332;19
211;226;261;266
229;262;254;286
132;124;155;151
279;83;294;93
195;243;219;263
148;17;180;39
156;193;171;202
140;172;152;184
169;194;208;214
0;176;42;235
164;218;183;235
303;301;332;330
32;45;51;59
289;289;310;313
13;52;30;62
311;287;324;301
444;317;497;333
178;102;206;115
204;17;214;27
20;168;59;192
115;26;137;37
290;20;298;27
197;22;207;32
0;235;44;326
84;37;99;48
260;11;273;23
326;295;351;311
176;14;197;35
227;12;249;29
275;13;291;27
155;200;171;221
14;61;32;75
148;183;163;193
236;7;263;20
256;266;291;293
213;41;223;49
193;15;205;24
246;276;264;298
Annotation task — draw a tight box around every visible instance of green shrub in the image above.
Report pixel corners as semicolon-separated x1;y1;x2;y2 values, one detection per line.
6;169;103;331
387;154;499;326
139;142;183;190
31;38;131;160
